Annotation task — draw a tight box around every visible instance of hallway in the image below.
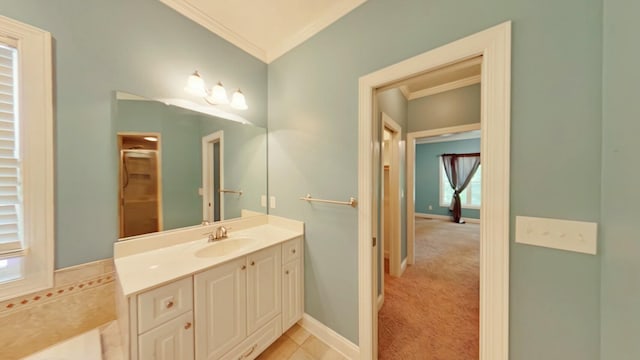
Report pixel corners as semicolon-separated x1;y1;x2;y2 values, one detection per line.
378;218;480;359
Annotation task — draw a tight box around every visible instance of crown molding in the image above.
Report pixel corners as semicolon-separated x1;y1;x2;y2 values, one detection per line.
159;0;367;64
266;0;368;63
408;74;481;100
399;85;411;100
158;0;267;62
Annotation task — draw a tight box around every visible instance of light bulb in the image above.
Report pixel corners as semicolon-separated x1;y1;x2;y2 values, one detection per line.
184;71;207;97
230;89;248;110
208;81;229;104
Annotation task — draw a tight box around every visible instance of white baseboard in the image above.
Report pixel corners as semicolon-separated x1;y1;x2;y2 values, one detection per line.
377;293;384;311
416;212;480;224
298;313;360;360
400;258;407;276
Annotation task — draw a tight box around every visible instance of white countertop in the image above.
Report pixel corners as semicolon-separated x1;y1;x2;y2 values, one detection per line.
115;223;303;296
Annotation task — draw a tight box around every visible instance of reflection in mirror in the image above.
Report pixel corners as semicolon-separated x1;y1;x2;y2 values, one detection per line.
114;92;267;240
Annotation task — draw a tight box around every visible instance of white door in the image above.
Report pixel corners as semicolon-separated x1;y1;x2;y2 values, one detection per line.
282;258;303;331
138;311;194;360
195;257;246;360
247;246;281;334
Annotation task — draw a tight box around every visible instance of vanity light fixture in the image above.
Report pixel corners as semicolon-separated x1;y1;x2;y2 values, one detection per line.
185;71;248;110
143;136;158;142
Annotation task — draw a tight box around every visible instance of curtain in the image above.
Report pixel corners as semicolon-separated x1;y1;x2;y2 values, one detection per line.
441;153;481;223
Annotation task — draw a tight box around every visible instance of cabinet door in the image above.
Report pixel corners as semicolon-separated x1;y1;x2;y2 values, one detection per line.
247;245;281;334
282;259;303;331
195;257;247;360
138;311;194;360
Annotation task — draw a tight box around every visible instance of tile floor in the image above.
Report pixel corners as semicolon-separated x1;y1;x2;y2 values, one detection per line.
257;324;347;360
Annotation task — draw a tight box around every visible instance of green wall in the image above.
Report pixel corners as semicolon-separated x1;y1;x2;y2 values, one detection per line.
415;139;481;220
0;0;268;268
408;84;481;132
3;0;633;358
268;0;602;358
601;0;640;358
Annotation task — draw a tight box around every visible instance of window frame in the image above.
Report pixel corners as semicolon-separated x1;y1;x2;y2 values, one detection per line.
439;157;481;210
0;15;54;301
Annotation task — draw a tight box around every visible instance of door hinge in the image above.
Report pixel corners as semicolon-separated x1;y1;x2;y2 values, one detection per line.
372;237;377;247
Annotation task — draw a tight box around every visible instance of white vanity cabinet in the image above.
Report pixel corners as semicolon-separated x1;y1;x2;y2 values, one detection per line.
281;237;304;331
117;234;304;360
195;244;283;360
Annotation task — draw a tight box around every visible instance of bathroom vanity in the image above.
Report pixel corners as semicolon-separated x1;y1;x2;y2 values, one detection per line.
114;215;304;360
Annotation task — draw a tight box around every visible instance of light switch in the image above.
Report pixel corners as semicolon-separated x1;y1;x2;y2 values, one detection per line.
515;216;597;255
270;196;276;209
261;195;267;208
198;187;203;196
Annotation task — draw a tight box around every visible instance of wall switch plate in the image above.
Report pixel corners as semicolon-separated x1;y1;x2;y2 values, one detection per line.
198;187;203;196
261;195;267;208
515;216;597;255
269;196;276;209
428;205;433;210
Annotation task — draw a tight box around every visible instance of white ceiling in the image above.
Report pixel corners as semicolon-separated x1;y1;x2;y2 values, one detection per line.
159;0;368;63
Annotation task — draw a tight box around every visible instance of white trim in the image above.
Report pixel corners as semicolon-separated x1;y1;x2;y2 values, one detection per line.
381;113;402;278
415;129;480;144
416;212;481;224
0;15;54;301
408;123;481;265
400;258;407;276
202;131;224;221
157;0;267;62
267;0;367;63
298;313;360;360
398;85;410;100
408;74;481;100
158;0;366;64
358;21;511;360
377;293;384;312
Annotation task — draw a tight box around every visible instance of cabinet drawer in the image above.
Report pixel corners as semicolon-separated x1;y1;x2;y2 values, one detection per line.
138;311;194;360
138;277;193;334
220;315;282;360
282;238;302;264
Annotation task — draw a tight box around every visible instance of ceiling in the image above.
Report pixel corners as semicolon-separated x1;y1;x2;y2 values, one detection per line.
379;56;482;101
159;0;368;63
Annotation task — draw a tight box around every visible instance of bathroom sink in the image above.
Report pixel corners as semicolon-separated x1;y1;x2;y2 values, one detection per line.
194;237;256;258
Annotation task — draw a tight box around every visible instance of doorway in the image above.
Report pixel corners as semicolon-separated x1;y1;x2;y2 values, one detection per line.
118;133;163;238
202;131;223;222
376;113;403;311
381;126;482;358
358;22;511;360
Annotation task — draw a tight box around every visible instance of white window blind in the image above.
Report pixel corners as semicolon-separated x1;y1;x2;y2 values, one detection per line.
0;41;23;256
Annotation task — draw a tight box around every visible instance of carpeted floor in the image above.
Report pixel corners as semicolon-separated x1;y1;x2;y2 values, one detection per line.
378;218;480;360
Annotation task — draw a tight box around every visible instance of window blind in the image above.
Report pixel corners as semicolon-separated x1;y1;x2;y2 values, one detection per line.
0;43;22;255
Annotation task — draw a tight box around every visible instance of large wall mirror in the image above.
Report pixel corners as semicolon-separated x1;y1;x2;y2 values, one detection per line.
113;92;267;239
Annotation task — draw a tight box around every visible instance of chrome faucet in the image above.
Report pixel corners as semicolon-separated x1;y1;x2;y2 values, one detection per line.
207;225;228;242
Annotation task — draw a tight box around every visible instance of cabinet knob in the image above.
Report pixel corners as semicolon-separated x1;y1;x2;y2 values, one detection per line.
285;270;290;275
184;322;192;330
250;261;255;266
166;301;174;309
241;265;246;270
292;249;296;254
